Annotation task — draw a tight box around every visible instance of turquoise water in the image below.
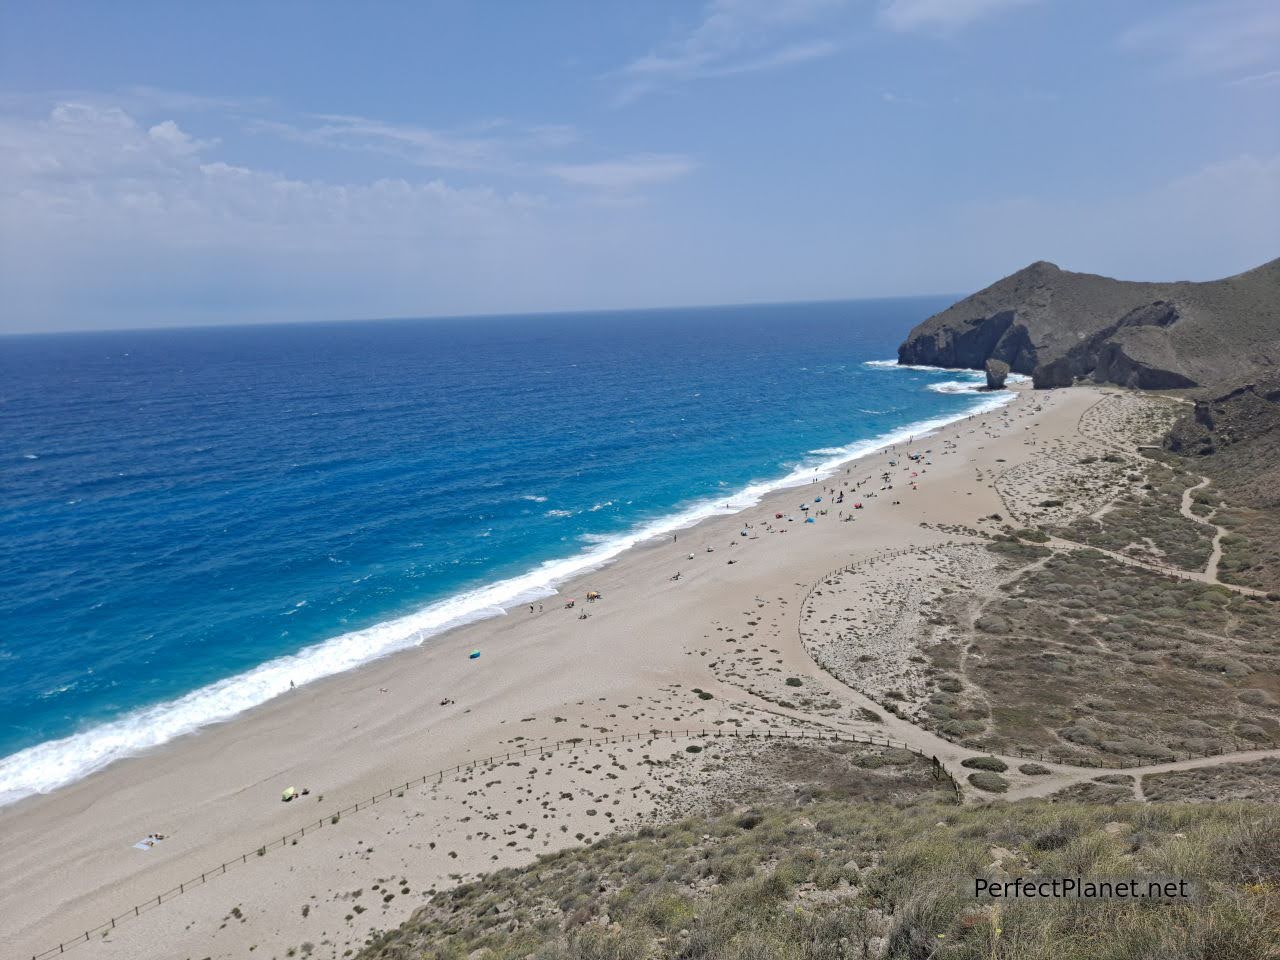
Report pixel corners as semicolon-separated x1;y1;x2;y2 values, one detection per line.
0;298;1003;804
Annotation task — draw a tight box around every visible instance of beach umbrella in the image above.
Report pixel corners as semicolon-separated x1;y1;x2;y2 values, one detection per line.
469;649;481;660
281;786;297;802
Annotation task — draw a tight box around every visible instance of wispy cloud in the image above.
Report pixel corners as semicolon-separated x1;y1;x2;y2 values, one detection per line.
1119;0;1280;80
616;0;846;103
1228;68;1280;88
0;85;270;117
252;112;695;197
881;90;925;106
252;114;576;175
0;98;701;328
547;154;697;192
0;100;568;327
878;0;1035;32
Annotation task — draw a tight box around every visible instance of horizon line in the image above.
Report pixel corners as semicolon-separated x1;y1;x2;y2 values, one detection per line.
0;290;961;339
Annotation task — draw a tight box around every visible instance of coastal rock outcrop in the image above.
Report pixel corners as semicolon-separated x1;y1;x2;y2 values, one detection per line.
898;257;1280;392
984;358;1010;390
1165;376;1280;505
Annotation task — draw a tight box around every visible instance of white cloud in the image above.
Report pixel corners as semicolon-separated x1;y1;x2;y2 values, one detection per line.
0;101;703;330
0;103;555;325
251;114;569;175
1228;69;1280;88
0;103;547;240
1120;0;1280;79
617;0;846;103
148;119;217;155
881;90;924;105
547;154;697;191
878;0;1034;32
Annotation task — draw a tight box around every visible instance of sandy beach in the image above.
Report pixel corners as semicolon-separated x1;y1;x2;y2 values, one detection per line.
2;382;1113;960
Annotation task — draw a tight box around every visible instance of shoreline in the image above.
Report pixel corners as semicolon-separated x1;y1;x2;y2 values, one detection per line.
0;364;1014;808
2;377;1088;960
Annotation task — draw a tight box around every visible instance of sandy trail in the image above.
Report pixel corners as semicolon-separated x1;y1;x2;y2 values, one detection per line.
1180;475;1226;583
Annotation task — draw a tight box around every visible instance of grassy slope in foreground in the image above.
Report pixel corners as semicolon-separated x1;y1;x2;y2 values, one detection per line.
358;796;1279;960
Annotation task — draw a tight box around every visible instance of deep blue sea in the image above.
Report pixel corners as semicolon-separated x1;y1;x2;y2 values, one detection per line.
0;298;1009;804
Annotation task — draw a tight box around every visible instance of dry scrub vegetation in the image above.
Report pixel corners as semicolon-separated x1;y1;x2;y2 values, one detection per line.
1049;462;1214;572
358;796;1280;960
943;547;1280;764
807;390;1280;766
1144;759;1280;803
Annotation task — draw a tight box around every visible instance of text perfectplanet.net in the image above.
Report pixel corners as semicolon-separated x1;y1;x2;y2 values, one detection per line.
973;877;1192;900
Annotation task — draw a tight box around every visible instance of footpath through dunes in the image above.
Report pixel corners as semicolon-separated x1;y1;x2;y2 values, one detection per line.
795;386;1280;793
10;381;1280;960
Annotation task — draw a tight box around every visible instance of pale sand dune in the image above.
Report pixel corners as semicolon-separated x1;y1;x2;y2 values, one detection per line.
0;382;1101;960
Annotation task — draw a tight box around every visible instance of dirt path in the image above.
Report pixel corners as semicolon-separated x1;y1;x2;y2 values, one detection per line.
781;582;1280;802
1180;475;1227;582
782;393;1276;801
1040;534;1264;595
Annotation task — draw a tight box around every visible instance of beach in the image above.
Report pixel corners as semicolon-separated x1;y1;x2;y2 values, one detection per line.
2;381;1110;959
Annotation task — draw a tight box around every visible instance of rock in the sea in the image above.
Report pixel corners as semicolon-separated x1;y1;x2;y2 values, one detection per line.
897;257;1279;392
984;358;1010;390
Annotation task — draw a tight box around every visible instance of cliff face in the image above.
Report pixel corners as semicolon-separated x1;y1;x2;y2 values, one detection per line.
898;258;1280;391
1165;375;1280;506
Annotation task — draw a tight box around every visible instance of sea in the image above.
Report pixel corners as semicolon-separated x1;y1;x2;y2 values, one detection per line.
0;298;1014;806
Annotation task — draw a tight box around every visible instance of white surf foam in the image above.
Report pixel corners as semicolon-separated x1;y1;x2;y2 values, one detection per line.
864;358;953;371
865;358;1030;384
0;376;1017;807
927;379;983;394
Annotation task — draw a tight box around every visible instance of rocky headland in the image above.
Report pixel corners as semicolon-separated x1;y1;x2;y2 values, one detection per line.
898;257;1279;392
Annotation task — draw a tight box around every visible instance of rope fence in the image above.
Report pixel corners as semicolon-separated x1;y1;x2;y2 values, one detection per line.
30;724;957;960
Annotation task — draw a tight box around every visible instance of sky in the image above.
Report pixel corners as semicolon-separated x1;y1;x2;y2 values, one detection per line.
0;0;1277;333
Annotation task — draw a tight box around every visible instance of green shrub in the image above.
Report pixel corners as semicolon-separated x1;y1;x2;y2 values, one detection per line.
967;771;1009;793
961;755;1008;773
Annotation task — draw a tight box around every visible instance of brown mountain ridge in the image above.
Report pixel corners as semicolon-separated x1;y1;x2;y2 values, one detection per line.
897;257;1280;392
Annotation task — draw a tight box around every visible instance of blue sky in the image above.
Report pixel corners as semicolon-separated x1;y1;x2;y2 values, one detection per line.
1;0;1277;332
